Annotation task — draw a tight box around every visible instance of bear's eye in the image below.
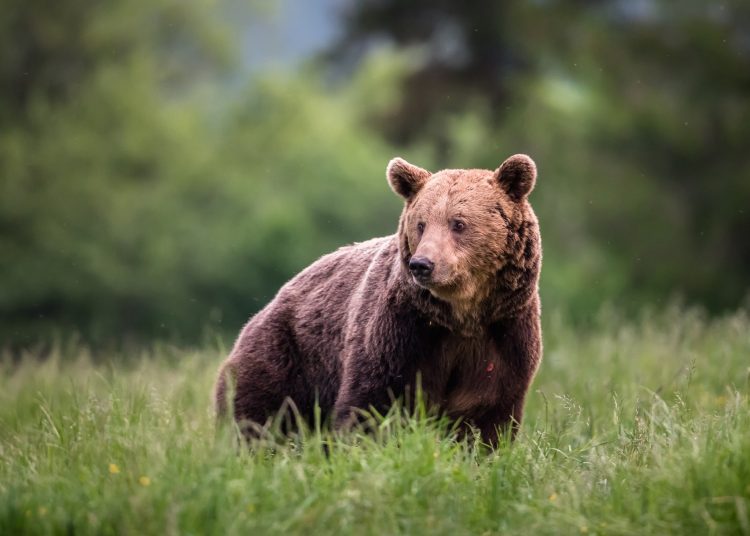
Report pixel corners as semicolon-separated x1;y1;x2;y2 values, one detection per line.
417;222;425;233
451;220;466;233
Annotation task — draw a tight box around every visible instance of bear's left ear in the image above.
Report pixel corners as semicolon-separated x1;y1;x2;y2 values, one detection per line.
495;154;537;201
386;157;431;200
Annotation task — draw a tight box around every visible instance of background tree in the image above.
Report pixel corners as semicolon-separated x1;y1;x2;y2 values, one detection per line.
1;0;748;347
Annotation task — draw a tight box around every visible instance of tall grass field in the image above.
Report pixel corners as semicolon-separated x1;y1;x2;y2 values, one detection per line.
1;308;749;535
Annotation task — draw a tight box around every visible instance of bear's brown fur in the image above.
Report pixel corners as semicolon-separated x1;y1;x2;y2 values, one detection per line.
215;154;542;445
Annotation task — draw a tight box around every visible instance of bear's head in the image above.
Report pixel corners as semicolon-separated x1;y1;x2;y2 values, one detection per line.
387;154;541;323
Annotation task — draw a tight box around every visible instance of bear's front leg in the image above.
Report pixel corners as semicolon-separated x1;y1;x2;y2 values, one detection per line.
333;307;431;430
478;308;542;446
332;355;409;430
474;396;526;446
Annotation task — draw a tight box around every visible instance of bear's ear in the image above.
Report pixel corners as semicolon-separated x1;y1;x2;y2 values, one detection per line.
386;157;431;200
495;154;537;201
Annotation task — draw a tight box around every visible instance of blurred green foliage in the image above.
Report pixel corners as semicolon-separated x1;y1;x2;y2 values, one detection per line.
1;0;748;346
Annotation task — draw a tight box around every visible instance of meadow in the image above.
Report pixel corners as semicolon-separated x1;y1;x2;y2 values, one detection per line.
1;307;749;535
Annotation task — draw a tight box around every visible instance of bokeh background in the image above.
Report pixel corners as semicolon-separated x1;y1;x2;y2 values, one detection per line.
1;0;748;348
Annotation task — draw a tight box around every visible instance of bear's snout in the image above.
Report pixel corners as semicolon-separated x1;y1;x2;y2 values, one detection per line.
408;256;434;280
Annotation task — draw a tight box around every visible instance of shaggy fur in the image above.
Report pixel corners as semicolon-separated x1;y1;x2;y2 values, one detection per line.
215;154;542;445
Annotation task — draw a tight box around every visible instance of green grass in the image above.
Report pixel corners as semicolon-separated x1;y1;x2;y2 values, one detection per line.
1;307;749;535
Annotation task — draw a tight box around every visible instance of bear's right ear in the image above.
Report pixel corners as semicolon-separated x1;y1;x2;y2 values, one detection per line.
495;154;537;201
386;157;430;200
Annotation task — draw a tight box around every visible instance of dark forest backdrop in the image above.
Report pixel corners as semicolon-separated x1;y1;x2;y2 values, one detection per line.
1;0;749;346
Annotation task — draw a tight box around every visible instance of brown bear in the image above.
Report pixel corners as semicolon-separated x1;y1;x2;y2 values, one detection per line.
214;154;542;445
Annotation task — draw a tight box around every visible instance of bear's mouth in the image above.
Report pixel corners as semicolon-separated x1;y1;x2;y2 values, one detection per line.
412;272;462;297
411;272;432;288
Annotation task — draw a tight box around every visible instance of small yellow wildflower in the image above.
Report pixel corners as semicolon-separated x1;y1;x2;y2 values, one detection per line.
247;503;256;513
108;463;120;474
580;525;588;533
139;476;151;487
38;507;47;517
548;493;558;502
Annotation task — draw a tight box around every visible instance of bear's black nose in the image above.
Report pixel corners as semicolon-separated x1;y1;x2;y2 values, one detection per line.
408;256;434;278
